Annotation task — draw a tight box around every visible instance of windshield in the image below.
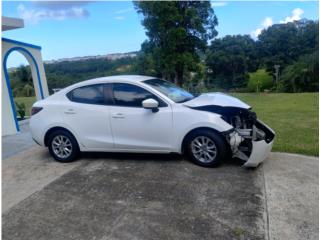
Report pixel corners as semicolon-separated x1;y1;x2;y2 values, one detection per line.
143;79;194;103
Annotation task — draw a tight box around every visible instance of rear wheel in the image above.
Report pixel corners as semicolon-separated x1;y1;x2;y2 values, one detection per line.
185;129;227;167
48;130;79;163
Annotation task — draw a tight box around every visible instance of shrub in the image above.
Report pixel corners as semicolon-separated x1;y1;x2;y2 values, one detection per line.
247;69;273;92
22;84;35;97
15;102;26;120
279;51;318;92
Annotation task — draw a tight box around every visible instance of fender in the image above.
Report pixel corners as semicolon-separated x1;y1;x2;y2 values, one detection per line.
42;123;85;151
173;119;233;153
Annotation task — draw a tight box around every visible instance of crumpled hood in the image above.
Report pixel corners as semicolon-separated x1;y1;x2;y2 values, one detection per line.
183;92;251;109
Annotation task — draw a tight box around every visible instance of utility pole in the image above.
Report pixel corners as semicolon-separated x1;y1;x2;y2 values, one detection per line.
206;68;213;90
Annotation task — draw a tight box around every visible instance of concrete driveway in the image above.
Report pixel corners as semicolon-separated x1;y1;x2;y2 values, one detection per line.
263;153;318;240
2;147;318;240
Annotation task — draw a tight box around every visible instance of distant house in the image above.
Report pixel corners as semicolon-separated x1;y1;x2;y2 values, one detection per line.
2;16;49;136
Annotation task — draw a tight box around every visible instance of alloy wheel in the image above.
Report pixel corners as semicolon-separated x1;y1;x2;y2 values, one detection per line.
191;136;217;163
51;135;73;159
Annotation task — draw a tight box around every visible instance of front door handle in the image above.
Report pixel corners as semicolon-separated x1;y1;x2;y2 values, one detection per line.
112;113;125;119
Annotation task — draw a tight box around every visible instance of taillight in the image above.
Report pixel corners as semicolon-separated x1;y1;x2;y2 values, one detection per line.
31;107;43;116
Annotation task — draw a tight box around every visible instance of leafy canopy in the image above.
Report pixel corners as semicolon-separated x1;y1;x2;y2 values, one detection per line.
279;51;319;92
134;1;218;86
206;35;258;89
257;19;319;73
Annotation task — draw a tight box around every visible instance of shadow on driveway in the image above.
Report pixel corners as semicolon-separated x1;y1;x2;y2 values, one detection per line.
3;149;265;240
80;151;246;167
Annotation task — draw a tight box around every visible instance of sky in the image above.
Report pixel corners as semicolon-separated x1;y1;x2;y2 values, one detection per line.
2;1;319;67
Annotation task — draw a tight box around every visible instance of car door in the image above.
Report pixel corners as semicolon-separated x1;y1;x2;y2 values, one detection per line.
62;84;114;150
108;82;173;151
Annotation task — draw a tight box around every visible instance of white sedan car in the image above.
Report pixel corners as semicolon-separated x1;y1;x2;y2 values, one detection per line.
30;75;275;167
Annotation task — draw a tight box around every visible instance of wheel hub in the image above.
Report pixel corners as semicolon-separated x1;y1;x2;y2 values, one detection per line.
191;136;217;163
52;135;73;159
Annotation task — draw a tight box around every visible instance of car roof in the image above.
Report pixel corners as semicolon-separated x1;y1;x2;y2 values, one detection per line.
46;75;160;101
43;75;174;103
78;75;156;85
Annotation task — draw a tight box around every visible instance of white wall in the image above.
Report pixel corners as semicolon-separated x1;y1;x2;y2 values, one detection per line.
2;69;16;136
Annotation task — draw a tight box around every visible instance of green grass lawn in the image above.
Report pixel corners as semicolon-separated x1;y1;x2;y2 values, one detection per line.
231;93;318;156
14;93;319;156
14;96;36;117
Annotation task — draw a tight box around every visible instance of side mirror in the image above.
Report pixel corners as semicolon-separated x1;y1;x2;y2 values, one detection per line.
142;98;159;113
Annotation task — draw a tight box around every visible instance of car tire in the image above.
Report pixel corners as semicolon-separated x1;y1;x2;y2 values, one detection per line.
184;129;227;167
48;129;79;163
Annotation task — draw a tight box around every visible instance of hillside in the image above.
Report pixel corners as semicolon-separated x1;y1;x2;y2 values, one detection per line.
44;56;139;93
44;52;137;64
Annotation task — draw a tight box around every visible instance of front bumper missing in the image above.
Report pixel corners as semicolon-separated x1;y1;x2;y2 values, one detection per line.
230;120;275;168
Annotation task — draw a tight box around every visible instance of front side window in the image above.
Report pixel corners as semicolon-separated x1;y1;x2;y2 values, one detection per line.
143;78;194;103
112;83;165;107
67;84;104;105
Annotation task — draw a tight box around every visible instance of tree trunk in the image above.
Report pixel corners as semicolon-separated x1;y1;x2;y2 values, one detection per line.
174;68;183;87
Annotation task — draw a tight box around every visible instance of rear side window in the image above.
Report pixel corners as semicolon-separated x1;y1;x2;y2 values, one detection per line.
67;84;104;105
112;83;166;107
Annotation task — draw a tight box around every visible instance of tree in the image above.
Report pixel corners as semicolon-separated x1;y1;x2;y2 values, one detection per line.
22;83;34;97
133;41;161;77
279;51;318;92
16;65;32;84
134;1;218;86
258;19;319;73
206;35;259;90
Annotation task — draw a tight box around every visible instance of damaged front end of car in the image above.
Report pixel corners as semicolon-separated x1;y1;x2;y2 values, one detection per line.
222;108;275;167
189;103;275;167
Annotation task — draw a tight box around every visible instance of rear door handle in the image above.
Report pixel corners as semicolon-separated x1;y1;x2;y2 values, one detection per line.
64;109;76;115
112;113;125;119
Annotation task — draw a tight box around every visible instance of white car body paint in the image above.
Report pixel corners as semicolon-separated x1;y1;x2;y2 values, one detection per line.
108;104;173;151
171;104;233;152
30;75;274;167
184;92;251;109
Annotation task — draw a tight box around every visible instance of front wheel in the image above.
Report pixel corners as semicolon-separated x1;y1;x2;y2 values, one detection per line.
185;130;228;167
48;130;79;163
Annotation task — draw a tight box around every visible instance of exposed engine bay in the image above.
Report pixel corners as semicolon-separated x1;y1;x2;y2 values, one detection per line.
221;107;274;162
189;105;275;167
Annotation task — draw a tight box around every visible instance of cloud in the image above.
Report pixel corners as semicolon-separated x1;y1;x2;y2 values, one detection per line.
211;2;227;7
17;3;89;24
250;8;305;39
251;17;273;39
114;8;133;14
32;1;91;10
114;16;125;21
251;28;263;39
262;17;273;28
280;8;304;23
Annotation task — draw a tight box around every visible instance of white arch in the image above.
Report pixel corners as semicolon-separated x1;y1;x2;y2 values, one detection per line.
2;38;49;136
